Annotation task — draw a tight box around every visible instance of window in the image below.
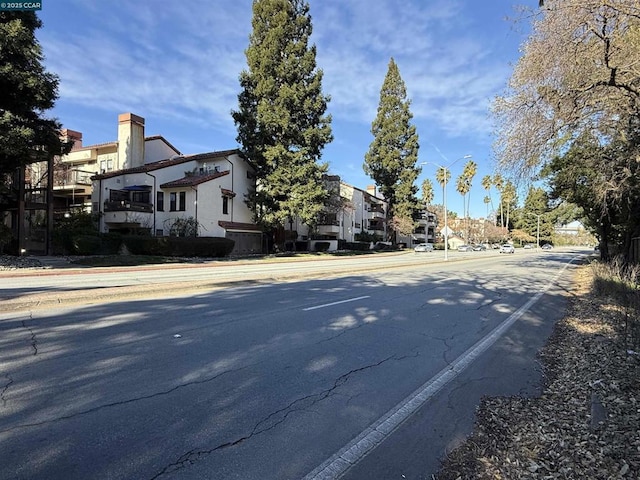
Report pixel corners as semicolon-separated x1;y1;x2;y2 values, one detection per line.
169;191;186;211
156;191;164;212
132;191;150;204
222;196;229;215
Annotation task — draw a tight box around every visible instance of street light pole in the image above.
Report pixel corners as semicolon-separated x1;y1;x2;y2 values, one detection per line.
421;154;471;261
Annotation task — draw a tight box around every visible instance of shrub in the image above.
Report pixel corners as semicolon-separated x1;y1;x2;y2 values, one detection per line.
122;235;162;255
166;237;235;257
0;223;13;254
72;235;102;255
591;258;640;350
314;241;330;252
344;241;370;251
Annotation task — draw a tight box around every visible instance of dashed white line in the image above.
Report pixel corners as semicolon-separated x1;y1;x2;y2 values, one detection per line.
303;296;371;311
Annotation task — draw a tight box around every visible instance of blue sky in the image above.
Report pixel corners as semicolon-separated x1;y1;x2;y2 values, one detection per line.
37;0;533;218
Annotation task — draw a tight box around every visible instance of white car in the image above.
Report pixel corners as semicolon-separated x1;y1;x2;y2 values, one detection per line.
500;244;515;254
414;243;434;252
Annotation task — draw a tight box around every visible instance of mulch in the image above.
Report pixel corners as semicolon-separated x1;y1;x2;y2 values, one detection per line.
435;266;640;479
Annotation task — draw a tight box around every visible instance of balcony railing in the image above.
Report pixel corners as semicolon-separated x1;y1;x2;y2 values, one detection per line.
104;200;153;213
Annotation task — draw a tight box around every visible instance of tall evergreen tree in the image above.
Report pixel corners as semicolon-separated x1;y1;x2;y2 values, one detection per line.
516;186;552;241
232;0;332;235
0;11;68;177
364;58;419;242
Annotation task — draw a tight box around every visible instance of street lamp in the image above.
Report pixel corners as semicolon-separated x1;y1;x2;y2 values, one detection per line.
421;154;472;261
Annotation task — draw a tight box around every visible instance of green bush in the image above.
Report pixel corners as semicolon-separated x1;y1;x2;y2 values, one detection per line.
101;233;124;254
69;233;122;255
355;231;382;243
0;223;13;254
72;235;102;255
167;237;235;257
53;212;100;254
344;241;370;251
315;242;330;252
122;235;161;255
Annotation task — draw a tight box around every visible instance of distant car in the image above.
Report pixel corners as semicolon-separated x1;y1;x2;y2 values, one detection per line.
594;245;600;253
541;244;553;250
472;244;487;251
414;243;434;253
457;244;473;252
523;244;535;249
500;244;515;254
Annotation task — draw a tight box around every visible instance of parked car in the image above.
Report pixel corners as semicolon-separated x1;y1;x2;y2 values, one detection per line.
414;243;434;253
541;243;553;250
500;244;515;254
523;244;535;249
457;244;473;252
472;244;487;251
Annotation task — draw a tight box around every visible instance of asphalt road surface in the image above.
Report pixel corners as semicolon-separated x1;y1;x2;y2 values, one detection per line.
0;248;587;479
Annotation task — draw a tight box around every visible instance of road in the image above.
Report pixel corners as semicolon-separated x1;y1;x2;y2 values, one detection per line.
0;248;587;479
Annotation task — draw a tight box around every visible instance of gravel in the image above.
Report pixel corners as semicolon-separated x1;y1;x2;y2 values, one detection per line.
0;255;48;270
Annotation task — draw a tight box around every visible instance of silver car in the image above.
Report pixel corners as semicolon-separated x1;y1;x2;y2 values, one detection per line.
414;243;434;252
500;244;515;254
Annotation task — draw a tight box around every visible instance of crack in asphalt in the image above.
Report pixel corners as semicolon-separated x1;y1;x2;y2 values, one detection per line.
470;293;503;311
316;322;368;345
148;354;411;479
1;373;13;406
21;318;38;356
0;364;251;434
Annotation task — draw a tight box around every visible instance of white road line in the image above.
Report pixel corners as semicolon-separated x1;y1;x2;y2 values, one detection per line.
303;296;371;311
303;255;579;480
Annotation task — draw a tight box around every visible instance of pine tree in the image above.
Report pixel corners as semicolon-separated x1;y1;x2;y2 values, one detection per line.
232;0;332;234
0;11;68;177
364;58;419;242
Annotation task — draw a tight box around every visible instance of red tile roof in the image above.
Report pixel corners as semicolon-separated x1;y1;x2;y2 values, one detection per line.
218;221;262;232
93;149;244;180
160;170;229;188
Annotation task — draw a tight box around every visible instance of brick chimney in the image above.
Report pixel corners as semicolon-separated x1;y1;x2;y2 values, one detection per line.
61;129;83;151
118;113;145;169
366;185;377;197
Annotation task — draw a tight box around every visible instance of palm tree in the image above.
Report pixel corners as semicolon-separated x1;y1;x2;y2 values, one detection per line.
481;174;495;218
456;172;471;241
462;160;477;221
435;166;450;192
421;178;434;207
435;166;451;238
493;173;504;227
484;195;491;217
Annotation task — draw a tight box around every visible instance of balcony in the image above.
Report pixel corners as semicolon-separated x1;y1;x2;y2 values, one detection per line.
368;220;385;232
317;224;340;235
368;203;385;214
317;213;340;235
104;200;153;213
